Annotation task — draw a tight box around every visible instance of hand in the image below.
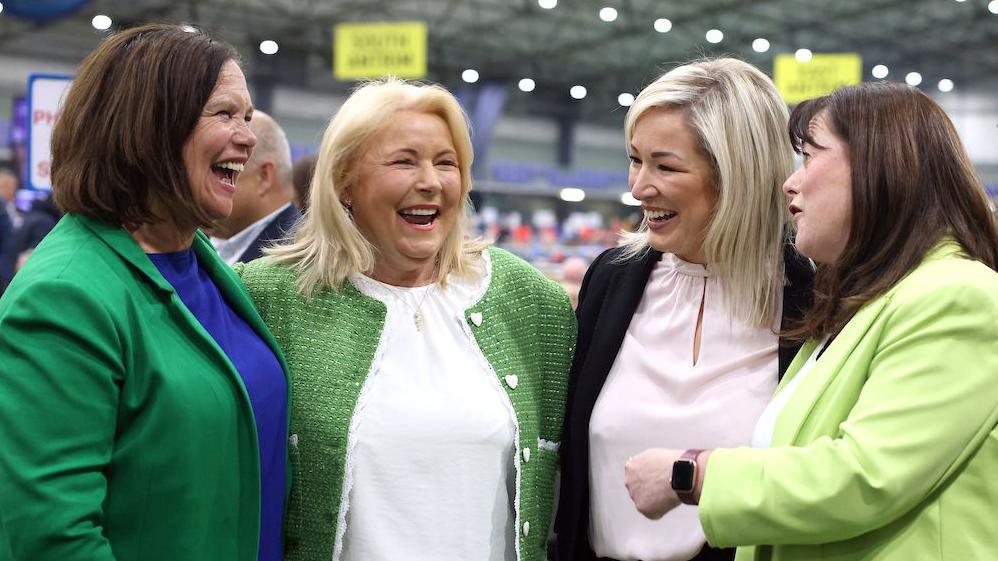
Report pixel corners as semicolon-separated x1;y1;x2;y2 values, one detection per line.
624;448;684;519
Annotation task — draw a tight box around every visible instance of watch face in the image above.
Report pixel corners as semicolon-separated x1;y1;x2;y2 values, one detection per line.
671;459;696;492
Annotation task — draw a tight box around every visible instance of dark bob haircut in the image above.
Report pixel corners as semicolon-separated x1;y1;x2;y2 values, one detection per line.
51;23;240;229
787;81;998;339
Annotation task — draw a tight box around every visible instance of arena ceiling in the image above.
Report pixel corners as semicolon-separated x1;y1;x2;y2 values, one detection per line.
2;0;997;125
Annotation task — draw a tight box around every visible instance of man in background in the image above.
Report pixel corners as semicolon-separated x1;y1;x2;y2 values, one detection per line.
0;169;16;292
0;168;19;229
210;110;300;265
1;172;62;292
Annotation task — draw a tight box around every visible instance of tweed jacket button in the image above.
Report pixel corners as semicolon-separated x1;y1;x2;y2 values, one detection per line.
504;374;519;389
522;447;531;462
522;521;530;537
470;312;484;326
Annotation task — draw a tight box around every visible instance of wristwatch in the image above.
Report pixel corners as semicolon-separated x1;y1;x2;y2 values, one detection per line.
671;448;704;505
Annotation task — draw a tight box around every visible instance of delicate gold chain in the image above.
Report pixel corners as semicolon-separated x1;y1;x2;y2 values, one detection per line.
382;283;436;331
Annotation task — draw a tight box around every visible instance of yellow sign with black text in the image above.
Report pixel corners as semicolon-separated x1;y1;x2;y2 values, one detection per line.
774;53;862;104
334;22;427;80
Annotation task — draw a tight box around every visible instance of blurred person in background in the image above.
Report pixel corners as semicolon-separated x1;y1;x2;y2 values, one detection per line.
0;190;62;288
0;170;13;292
0;24;290;561
556;58;814;561
292;153;317;212
559;255;589;310
0;167;21;293
210;110;301;265
0;168;18;227
625;81;998;561
237;77;575;561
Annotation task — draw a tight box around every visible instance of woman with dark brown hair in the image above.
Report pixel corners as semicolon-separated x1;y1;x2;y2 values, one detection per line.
0;24;290;561
623;81;998;561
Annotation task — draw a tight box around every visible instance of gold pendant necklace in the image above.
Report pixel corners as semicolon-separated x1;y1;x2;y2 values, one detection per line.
384;283;435;332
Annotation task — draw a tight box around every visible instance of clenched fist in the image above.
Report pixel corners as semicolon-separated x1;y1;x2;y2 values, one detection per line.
624;448;684;519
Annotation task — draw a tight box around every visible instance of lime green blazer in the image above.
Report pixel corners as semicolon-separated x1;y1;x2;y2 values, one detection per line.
0;214;290;561
699;241;998;561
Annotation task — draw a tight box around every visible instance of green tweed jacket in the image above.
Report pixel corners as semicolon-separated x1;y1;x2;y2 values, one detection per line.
238;247;576;561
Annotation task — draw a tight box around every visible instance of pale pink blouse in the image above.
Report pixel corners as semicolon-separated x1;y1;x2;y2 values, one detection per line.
588;253;781;561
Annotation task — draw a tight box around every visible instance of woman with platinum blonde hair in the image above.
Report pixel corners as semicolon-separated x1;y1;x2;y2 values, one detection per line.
624;80;998;561
237;77;576;561
555;58;813;561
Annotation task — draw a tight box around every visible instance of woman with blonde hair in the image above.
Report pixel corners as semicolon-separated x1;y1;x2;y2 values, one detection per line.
555;58;813;561
237;78;575;561
625;81;998;561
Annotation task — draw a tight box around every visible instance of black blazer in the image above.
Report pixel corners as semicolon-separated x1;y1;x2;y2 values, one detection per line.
236;204;301;264
554;244;814;561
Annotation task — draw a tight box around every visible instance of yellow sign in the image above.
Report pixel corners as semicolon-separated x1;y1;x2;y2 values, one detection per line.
774;53;862;104
334;22;427;80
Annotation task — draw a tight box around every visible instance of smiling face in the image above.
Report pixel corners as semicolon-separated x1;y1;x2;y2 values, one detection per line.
783;111;853;264
628;107;717;263
181;59;256;223
347;110;463;285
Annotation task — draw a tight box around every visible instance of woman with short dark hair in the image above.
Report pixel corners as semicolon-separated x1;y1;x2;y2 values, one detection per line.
625;81;998;561
0;24;290;561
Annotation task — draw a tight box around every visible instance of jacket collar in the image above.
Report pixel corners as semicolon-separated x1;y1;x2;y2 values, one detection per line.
72;214;274;346
73;214;177;294
773;238;964;445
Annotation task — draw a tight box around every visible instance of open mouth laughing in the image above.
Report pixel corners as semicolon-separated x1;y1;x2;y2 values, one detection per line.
212;160;245;188
644;208;678;229
397;206;440;230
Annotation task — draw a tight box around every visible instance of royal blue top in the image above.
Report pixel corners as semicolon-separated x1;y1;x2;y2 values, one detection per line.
150;249;286;561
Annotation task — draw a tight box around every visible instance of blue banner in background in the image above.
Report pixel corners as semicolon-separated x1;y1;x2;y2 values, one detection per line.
1;0;92;23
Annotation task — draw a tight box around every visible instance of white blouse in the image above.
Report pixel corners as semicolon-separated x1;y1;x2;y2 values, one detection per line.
341;256;517;561
588;253;782;561
751;336;829;449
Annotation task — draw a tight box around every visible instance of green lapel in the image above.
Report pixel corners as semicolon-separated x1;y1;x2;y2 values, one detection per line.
770;297;889;446
73;214;176;294
76;215;290;428
770;239;966;446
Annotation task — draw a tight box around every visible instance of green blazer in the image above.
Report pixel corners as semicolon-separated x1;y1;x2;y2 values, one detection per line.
0;214;290;561
699;241;998;561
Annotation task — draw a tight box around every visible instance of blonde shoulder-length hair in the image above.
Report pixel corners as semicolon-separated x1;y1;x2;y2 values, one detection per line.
266;77;488;295
620;57;793;327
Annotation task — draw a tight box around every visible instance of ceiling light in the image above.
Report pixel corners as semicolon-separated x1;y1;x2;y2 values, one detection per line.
618;93;634;107
795;48;813;62
990;0;998;13
560;188;586;202
91;14;112;31
871;64;889;79
599;7;618;22
938;79;954;92
538;0;557;9
462;69;479;83
181;25;198;33
620;192;641;206
752;38;770;53
259;40;279;55
905;72;922;86
0;3;5;14
705;29;723;44
518;78;536;92
654;18;672;33
570;85;587;99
